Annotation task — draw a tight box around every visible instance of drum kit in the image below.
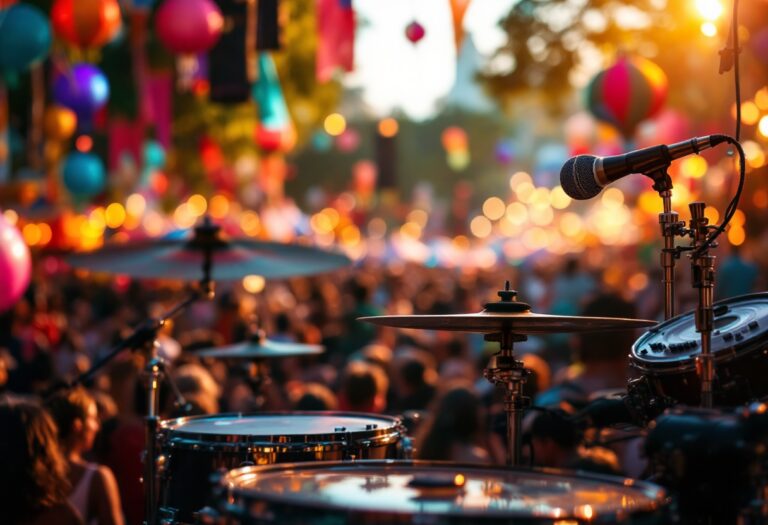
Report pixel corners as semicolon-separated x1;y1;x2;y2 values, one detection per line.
61;215;768;524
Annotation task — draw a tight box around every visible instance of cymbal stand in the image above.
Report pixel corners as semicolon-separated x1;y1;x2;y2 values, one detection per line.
688;202;717;409
484;330;530;466
482;282;531;466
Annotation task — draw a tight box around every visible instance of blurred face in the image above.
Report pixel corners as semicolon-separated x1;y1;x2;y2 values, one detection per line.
79;401;100;452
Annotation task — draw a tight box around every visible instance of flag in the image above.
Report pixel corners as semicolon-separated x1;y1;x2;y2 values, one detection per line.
449;0;471;55
316;0;355;82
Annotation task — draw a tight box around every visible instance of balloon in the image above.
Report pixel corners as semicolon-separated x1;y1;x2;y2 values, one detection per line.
43;106;78;140
586;56;668;139
62;152;106;197
0;214;31;313
0;4;52;74
155;0;223;54
51;0;121;49
142;140;166;169
405;21;426;44
53;64;110;123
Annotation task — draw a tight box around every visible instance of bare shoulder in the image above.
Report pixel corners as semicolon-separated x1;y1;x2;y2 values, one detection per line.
92;464;120;494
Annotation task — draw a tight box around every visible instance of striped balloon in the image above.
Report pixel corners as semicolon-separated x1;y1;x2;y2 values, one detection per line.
51;0;121;49
586;56;668;139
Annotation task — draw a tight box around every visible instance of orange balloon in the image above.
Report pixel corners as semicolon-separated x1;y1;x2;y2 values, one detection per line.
51;0;121;48
44;105;77;140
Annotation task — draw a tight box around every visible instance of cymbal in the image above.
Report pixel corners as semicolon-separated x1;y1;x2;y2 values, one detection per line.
193;339;324;359
359;282;656;335
359;311;657;334
67;218;350;281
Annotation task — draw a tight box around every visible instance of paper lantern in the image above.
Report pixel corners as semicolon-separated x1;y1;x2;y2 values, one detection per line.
155;0;223;54
53;64;110;123
62;151;106;197
405;21;425;44
586;56;668;139
51;0;121;49
0;214;31;313
0;3;51;73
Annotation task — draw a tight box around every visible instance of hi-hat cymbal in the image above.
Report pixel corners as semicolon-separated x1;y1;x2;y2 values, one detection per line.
67;218;350;281
360;282;657;335
359;311;657;334
193;339;324;359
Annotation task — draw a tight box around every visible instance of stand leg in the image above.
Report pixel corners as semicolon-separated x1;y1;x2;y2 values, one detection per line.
505;381;525;466
144;355;162;525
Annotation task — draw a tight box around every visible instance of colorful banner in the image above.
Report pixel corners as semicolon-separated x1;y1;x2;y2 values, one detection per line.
316;0;355;82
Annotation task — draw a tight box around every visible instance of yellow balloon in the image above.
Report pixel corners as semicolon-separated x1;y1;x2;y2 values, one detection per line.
44;106;77;140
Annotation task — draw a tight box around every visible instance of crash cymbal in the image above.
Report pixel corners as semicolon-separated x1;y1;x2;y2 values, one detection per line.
193;338;324;359
359;311;657;334
67;217;350;281
360;283;657;335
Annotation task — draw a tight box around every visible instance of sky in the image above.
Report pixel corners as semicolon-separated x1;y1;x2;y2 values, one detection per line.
346;0;517;120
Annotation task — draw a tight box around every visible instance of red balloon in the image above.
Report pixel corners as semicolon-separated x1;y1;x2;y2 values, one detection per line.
51;0;121;49
155;0;224;54
405;21;425;44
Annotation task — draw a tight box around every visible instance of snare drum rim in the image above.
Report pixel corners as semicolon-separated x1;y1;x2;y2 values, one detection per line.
161;411;405;451
630;292;768;373
221;459;670;520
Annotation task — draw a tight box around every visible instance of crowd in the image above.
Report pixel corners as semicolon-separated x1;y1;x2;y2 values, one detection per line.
0;239;763;525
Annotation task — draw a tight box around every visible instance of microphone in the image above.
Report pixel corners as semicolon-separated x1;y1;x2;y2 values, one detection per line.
560;135;729;200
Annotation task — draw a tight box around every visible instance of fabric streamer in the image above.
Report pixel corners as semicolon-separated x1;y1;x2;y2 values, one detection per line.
316;0;355;82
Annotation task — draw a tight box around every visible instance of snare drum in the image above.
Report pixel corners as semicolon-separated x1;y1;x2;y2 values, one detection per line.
159;412;406;523
220;460;669;524
630;293;768;409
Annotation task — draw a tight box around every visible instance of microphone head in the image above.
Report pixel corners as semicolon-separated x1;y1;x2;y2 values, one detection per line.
560;155;602;200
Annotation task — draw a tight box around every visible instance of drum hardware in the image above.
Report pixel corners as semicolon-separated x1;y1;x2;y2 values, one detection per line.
218;460;671;524
158;412;407;523
362;281;656;467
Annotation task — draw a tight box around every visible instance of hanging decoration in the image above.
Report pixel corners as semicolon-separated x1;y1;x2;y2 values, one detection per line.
51;0;122;49
253;53;295;153
155;0;223;88
405;21;426;44
449;0;471;54
0;3;52;77
316;0;355;82
0;214;31;314
43;106;78;141
585;55;668;140
61;151;106;197
53;63;110;126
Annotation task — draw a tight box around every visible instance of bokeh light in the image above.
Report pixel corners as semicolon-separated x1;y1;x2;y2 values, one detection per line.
482;197;506;221
242;275;266;294
324;113;347;136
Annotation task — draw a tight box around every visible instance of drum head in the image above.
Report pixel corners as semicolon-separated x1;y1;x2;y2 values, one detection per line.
223;460;668;522
162;411;402;446
632;293;768;369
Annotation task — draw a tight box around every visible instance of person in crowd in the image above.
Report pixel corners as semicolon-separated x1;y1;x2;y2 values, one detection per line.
338;360;389;413
290;382;338;411
390;348;437;412
716;243;760;300
0;397;82;525
46;387;124;525
416;383;494;463
525;409;620;475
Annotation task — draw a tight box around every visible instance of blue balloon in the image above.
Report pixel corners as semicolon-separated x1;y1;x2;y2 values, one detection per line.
62;152;106;197
142;140;166;169
0;4;51;74
53;64;110;123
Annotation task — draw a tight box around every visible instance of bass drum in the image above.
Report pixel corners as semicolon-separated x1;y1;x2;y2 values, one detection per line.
630;293;768;410
159;412;406;523
219;460;670;524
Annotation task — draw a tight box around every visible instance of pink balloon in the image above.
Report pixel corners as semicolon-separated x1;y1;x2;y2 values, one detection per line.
155;0;223;54
0;214;31;313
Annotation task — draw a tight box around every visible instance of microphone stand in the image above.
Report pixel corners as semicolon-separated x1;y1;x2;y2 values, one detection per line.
689;202;716;409
650;168;687;320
